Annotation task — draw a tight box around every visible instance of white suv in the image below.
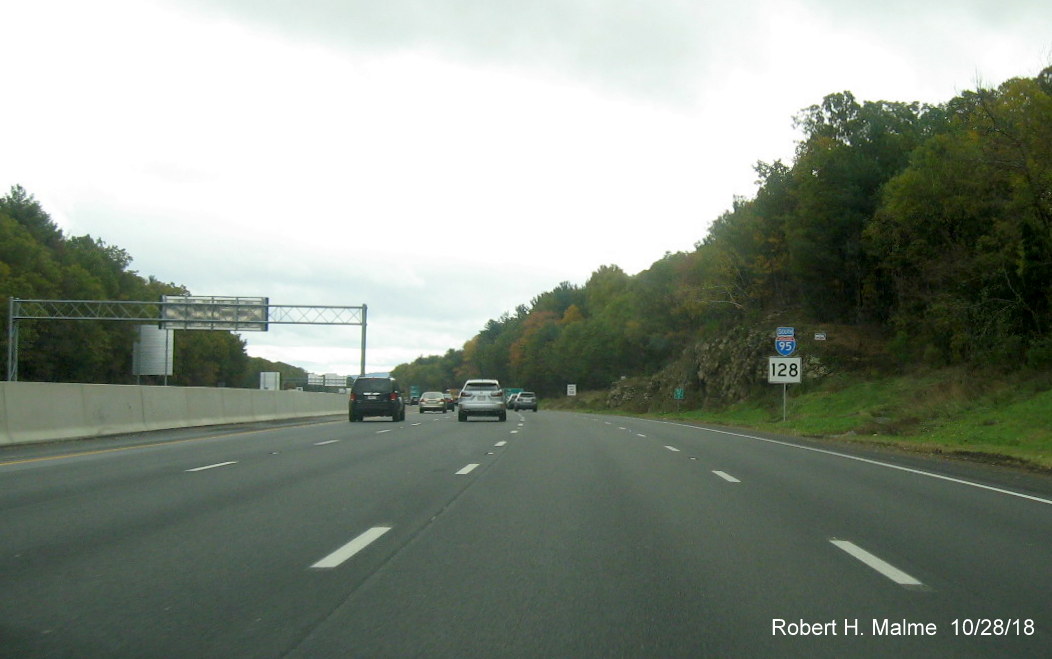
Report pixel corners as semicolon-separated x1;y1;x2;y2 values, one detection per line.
457;379;507;422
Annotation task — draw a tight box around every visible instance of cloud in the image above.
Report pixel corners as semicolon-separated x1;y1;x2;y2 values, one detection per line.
176;0;726;103
4;0;1049;376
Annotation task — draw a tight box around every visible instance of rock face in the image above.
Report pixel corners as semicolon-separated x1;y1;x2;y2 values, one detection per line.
606;324;843;413
608;326;770;412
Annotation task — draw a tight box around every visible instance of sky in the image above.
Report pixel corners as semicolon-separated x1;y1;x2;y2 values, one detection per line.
3;0;1050;376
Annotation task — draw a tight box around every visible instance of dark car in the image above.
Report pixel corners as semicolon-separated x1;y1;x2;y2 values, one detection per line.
514;391;538;412
349;376;405;422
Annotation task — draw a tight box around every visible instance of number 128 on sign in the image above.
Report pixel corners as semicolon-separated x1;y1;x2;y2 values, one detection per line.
768;357;802;383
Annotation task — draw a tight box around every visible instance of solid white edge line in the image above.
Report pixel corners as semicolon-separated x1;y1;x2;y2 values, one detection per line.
655;421;1052;506
830;539;924;586
713;470;741;483
185;461;238;472
311;527;392;569
456;463;480;475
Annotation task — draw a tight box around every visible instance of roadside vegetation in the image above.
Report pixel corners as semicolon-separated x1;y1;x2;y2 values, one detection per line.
548;368;1052;471
3;66;1050;469
395;67;1052;471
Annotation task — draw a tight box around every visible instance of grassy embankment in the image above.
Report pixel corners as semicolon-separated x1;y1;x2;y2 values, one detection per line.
551;368;1052;472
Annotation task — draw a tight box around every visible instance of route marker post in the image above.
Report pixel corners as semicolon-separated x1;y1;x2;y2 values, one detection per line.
769;326;802;421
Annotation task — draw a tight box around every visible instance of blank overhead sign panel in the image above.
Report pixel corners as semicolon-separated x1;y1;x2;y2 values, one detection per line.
161;296;269;331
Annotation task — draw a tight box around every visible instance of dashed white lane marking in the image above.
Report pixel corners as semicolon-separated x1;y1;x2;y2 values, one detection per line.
311;527;392;569
657;421;1052;506
713;470;741;483
376;429;392;434
495;441;508;447
314;440;339;446
636;434;647;438
510;430;519;434
664;446;680;452
830;540;924;587
456;463;480;475
185;461;238;472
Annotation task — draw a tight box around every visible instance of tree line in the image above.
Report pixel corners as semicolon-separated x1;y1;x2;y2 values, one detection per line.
4;67;1048;395
0;186;306;387
394;67;1052;397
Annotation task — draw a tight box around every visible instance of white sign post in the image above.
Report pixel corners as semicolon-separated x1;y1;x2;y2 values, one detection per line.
768;356;802;421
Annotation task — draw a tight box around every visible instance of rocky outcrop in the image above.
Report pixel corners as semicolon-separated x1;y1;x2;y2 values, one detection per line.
607;324;840;413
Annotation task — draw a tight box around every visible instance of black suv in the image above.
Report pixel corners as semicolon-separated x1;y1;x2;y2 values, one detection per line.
349;376;406;422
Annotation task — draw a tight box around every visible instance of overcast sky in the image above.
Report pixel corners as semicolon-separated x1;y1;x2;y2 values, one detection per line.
3;0;1049;376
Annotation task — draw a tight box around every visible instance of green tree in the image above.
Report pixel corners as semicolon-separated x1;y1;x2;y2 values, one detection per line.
788;93;933;321
867;68;1052;363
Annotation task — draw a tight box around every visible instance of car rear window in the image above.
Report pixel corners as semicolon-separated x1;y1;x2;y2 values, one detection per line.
353;378;394;394
464;382;499;392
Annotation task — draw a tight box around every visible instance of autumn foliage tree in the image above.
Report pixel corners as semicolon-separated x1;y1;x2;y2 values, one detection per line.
398;67;1052;396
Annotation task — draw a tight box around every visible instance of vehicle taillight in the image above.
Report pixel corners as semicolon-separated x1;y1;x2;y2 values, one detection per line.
350;393;357;402
389;393;398;401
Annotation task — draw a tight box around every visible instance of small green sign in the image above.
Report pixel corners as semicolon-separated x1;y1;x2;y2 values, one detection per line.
674;387;685;400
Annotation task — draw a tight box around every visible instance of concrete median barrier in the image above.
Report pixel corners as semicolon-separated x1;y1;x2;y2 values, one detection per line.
0;382;347;446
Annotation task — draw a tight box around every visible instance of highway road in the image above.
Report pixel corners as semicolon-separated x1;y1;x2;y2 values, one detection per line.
1;408;1049;657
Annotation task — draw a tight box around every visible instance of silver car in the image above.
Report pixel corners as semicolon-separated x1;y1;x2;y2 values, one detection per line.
457;379;507;422
418;391;447;413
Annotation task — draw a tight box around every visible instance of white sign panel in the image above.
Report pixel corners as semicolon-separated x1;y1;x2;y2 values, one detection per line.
567;384;577;396
768;357;802;383
133;325;174;376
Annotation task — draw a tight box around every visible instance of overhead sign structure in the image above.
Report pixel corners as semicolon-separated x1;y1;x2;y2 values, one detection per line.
7;297;369;381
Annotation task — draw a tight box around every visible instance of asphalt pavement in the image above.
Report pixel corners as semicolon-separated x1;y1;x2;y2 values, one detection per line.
1;409;1049;657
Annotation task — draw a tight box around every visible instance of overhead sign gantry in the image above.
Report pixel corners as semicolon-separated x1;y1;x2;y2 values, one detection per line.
6;296;367;381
